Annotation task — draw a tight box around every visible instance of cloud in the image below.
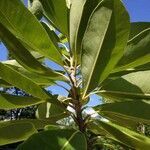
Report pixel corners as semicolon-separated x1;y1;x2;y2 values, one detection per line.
84;107;99;118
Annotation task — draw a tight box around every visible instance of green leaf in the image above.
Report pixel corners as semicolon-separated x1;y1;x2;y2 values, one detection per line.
0;92;44;110
0;62;48;100
97;112;139;131
95;100;150;124
0;122;37;146
17;129;87;150
70;0;102;62
41;22;60;49
96;136;135;150
113;28;150;72
40;0;69;36
2;62;58;87
110;62;150;78
0;78;11;87
99;70;150;100
36;102;68;119
112;22;150;74
0;63;55;102
96;120;150;150
113;22;150;73
69;0;86;59
13;68;56;87
0;119;61;130
87;121;108;136
129;22;150;39
134;62;150;71
2;59;66;85
81;0;130;97
0;0;62;65
30;51;45;62
0;22;61;77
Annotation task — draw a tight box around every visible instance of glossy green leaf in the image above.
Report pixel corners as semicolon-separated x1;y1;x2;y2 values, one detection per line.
97;112;140;131
96;120;150;150
0;63;56;103
134;62;150;71
17;129;87;150
90;120;135;149
0;0;62;65
2;59;21;68
110;62;150;78
0;119;61;130
2;63;56;86
41;22;60;49
112;22;150;74
129;22;150;39
99;70;150;100
69;0;86;59
30;51;45;62
95;100;150;124
0;78;11;87
36;102;68;119
0;22;61;77
0;62;48;99
70;0;102;62
0;92;44;110
44;124;63;131
96;136;135;150
0;122;37;146
2;59;66;85
13;68;55;87
113;28;150;72
81;0;130;97
40;0;69;36
87;121;108;136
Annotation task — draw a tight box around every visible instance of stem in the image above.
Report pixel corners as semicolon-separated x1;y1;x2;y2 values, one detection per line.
65;57;93;149
75;97;85;132
68;63;85;133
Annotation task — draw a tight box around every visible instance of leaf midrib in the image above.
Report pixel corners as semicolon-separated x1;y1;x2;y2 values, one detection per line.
98;111;150;123
82;4;112;98
99;90;150;99
61;130;79;150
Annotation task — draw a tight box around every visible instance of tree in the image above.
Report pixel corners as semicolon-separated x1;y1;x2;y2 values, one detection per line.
0;87;37;121
0;0;150;149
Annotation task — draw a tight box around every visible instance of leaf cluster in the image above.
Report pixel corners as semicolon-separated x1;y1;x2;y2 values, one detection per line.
0;0;150;149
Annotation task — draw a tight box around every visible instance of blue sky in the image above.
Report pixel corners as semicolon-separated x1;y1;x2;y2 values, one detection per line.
123;0;150;22
0;0;150;106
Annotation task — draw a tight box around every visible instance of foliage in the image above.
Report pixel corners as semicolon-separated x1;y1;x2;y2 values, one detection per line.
0;0;150;149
